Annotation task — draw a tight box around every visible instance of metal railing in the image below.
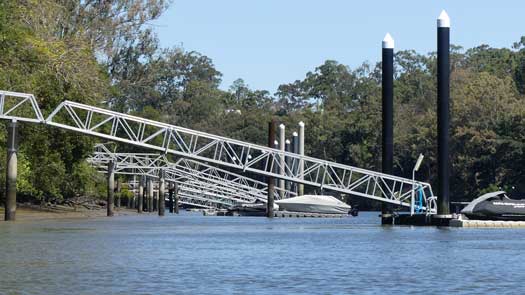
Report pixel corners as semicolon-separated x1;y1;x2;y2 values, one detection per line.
88;144;296;203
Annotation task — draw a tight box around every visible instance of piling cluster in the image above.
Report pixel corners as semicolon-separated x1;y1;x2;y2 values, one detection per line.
266;119;306;218
380;11;452;223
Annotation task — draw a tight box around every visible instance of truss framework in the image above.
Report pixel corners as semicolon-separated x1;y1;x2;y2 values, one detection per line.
93;161;259;209
88;144;296;203
89;150;290;209
0;90;437;213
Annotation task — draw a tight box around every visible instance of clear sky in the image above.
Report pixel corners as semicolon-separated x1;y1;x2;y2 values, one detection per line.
153;0;525;93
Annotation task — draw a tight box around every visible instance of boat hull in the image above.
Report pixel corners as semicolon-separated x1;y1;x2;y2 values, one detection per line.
276;203;350;214
463;213;525;221
462;191;525;221
276;195;351;214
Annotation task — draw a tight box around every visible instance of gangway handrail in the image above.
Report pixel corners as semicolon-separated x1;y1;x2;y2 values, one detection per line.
95;163;263;206
90;147;292;207
92;143;289;196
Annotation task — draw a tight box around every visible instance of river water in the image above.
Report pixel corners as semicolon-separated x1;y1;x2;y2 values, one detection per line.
1;211;524;294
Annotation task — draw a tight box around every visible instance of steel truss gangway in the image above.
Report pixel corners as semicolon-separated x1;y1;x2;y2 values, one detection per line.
92;160;263;210
91;159;257;209
89;144;295;204
0;90;437;214
88;145;297;209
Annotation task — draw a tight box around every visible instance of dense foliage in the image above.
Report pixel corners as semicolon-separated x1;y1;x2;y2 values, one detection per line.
0;1;524;207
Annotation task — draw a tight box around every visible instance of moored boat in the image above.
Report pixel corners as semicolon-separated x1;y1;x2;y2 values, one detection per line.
461;191;525;221
275;195;351;214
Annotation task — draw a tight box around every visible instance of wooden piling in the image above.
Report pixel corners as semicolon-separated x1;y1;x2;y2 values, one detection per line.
147;178;153;213
174;182;179;214
153;191;157;212
107;160;115;217
137;175;144;213
168;182;174;213
267;119;276;218
158;170;165;216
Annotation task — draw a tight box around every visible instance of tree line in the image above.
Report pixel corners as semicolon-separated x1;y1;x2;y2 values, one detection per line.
0;1;524;208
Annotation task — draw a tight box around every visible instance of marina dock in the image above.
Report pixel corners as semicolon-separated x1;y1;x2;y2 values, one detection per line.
449;219;525;228
271;211;346;218
204;209;348;218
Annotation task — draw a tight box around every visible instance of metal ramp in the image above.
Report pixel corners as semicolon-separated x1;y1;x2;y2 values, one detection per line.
94;163;257;209
0;90;437;213
88;145;296;208
90;144;295;202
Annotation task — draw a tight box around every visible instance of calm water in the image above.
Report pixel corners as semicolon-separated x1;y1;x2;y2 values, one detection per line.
1;211;524;295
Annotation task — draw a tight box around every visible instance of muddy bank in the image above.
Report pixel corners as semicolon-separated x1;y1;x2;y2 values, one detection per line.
0;204;141;222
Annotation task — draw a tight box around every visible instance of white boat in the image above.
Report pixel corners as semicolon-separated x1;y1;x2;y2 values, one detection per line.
275;195;351;214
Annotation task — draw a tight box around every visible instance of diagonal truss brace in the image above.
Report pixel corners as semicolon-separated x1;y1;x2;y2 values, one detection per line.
88;144;296;202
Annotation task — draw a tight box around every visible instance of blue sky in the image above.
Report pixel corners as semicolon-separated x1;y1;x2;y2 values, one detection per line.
153;0;525;93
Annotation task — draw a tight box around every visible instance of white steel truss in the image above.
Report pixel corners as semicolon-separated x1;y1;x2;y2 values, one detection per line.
92;159;259;209
0;90;437;213
88;144;296;203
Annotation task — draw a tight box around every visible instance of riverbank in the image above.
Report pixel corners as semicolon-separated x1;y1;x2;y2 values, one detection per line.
0;204;140;221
